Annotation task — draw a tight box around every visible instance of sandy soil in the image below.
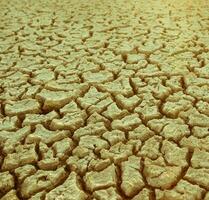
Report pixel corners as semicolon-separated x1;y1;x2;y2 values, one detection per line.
0;0;209;199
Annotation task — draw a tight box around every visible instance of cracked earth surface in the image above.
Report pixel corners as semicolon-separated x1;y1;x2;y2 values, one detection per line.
0;0;209;199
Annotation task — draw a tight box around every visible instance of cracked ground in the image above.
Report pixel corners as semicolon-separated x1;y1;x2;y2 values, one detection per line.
0;0;209;199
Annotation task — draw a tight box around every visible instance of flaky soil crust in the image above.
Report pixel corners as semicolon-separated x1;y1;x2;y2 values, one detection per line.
0;0;209;199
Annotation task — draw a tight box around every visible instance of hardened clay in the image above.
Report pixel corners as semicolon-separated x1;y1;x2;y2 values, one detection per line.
0;0;209;199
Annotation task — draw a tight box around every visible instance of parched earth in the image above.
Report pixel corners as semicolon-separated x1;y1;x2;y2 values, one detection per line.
0;0;209;199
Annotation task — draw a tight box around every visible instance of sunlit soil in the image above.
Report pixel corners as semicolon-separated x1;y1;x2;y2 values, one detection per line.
0;0;209;199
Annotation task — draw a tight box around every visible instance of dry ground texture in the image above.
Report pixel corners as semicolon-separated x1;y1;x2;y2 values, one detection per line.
0;0;209;199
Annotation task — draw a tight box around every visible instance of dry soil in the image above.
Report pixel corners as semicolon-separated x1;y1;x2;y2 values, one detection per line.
0;0;209;199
